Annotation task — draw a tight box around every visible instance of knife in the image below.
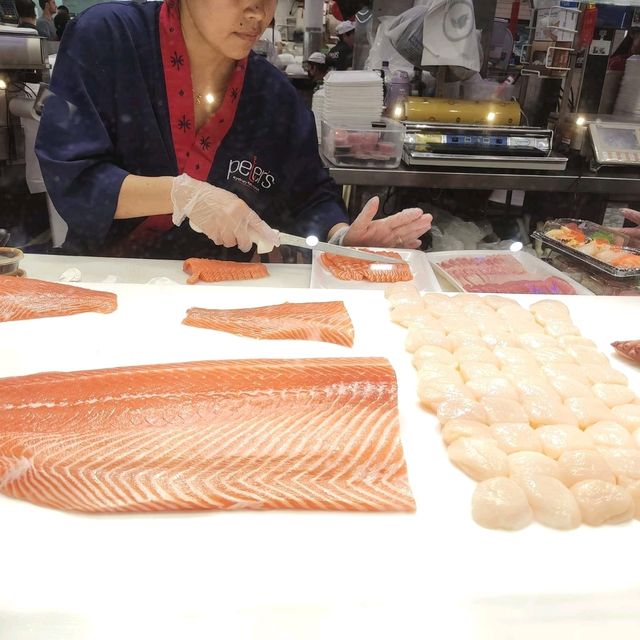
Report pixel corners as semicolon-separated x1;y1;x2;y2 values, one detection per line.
277;232;404;264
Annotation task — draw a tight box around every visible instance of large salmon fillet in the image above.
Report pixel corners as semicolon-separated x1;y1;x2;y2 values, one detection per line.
0;275;117;322
0;358;415;513
321;250;412;282
183;301;355;346
183;258;268;284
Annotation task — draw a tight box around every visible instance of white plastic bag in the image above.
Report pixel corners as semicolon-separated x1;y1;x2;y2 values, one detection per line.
365;16;414;73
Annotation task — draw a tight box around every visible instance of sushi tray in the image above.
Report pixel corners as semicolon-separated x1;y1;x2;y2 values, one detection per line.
425;250;592;295
532;218;640;279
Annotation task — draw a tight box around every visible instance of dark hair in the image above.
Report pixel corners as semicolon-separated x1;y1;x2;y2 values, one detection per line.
53;11;68;32
16;0;36;19
38;0;48;10
57;4;68;10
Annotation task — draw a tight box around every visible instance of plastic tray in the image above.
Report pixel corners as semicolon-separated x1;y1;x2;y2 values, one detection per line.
426;249;593;295
0;247;24;276
533;218;640;279
310;247;441;291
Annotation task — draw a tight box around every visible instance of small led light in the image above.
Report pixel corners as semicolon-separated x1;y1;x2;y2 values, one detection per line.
305;235;319;248
393;105;403;119
205;93;215;104
575;116;586;126
0;79;7;90
510;241;523;252
487;111;496;122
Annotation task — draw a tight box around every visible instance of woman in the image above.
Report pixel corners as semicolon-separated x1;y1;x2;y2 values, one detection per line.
35;0;431;259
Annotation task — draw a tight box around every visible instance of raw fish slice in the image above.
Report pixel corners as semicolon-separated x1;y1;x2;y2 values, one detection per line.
565;397;614;428
493;347;538;368
405;314;445;332
496;306;539;326
436;398;488;424
422;292;450;304
183;301;355;347
611;340;640;364
390;302;428;327
611;405;640;431
451;293;492;309
592;383;636;408
459;362;501;382
440;420;494;446
465;377;518;400
483;295;521;310
599;448;640;480
530;300;571;324
321;250;412;282
516;475;581;530
0;275;117;323
557;449;615;486
547;374;593;400
617;476;640;519
416;364;461;385
476;318;510;334
405;327;452;353
481;397;529;424
543;364;591;386
537;425;594;460
422;296;461;318
571;480;634;525
565;346;609;366
447;331;486;350
501;365;546;384
532;347;575;365
472;477;533;530
489;423;542;454
513;378;561;402
508;451;563;481
584;422;633;449
582;364;628;385
454;346;500;366
384;282;422;307
439;313;479;334
481;332;519;348
0;357;415;513
522;397;578;428
183;258;268;284
412;345;457;369
447;438;509;481
544;322;581;338
417;380;474;412
517;333;559;350
558;335;597;349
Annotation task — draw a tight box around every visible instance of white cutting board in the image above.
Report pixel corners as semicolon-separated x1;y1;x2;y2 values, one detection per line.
1;284;640;640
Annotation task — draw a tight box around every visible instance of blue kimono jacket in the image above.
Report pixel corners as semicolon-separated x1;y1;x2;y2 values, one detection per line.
35;1;348;259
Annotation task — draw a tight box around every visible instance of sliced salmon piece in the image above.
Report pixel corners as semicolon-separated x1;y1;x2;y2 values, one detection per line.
321;250;412;282
0;358;415;513
0;275;117;323
183;301;354;346
183;258;268;284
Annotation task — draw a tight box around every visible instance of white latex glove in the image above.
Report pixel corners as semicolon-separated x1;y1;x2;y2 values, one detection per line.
611;208;640;248
343;197;433;249
170;174;279;253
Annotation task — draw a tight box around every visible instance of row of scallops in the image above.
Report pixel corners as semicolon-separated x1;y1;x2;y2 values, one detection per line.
385;283;640;530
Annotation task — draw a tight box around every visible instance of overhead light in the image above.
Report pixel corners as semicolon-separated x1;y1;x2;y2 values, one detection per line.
487;111;496;122
205;93;215;104
393;105;403;119
0;79;7;90
305;235;319;248
509;241;523;252
575;116;586;126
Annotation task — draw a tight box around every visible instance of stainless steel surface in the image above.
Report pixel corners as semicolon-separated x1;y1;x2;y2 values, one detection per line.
278;232;403;264
402;149;568;171
0;29;44;68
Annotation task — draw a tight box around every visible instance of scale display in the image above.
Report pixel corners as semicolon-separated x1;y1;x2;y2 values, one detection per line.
589;123;640;166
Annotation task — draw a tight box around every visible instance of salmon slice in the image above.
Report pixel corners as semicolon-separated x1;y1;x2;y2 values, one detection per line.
0;275;117;323
0;358;415;513
183;258;268;284
183;301;354;347
321;250;412;282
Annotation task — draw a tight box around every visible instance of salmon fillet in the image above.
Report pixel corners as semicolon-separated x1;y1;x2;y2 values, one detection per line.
321;250;412;282
183;258;268;284
0;358;415;513
183;301;355;347
0;275;117;323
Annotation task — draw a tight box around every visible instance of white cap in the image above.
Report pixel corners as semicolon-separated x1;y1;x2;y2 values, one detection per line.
306;52;326;64
336;21;355;36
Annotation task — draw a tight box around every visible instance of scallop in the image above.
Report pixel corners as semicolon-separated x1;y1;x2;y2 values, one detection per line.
447;437;509;481
447;331;486;350
517;333;559;350
476;318;509;335
416;362;460;384
543;364;591;386
517;475;582;530
514;378;561;401
459;362;502;382
547;375;594;400
582;365;628;386
565;397;614;429
425;297;464;318
405;327;452;353
465;377;518;401
537;424;594;460
558;335;597;349
493;346;539;368
385;282;422;306
437;398;488;424
412;345;457;370
523;397;580;428
390;302;427;327
405;314;445;332
566;346;610;366
490;423;542;454
508;451;563;481
481;397;529;424
532;347;575;365
544;322;581;338
611;404;640;432
634;427;640;448
585;422;634;449
599;448;640;480
557;449;615;486
439;313;479;334
483;295;521;310
571;480;634;526
472;477;533;530
417;379;475;412
617;476;640;519
530;300;571;324
501;365;545;383
440;420;494;446
496;306;537;326
454;346;500;367
481;332;519;348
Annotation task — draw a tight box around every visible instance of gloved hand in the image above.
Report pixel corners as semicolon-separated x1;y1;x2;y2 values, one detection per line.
343;196;433;249
611;208;640;248
170;174;279;253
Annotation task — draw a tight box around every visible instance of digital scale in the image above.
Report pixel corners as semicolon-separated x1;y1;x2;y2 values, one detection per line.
588;121;640;167
402;123;568;171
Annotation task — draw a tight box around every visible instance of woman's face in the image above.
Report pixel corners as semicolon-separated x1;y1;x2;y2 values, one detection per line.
182;0;277;60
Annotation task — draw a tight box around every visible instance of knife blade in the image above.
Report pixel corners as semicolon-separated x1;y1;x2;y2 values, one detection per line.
278;232;404;264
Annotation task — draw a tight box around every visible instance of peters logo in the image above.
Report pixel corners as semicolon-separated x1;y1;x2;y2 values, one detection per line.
227;156;275;192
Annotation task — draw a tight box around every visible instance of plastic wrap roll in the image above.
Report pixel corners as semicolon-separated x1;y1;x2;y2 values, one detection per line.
403;97;521;126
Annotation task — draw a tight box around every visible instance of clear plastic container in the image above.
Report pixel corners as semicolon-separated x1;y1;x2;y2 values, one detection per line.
321;118;404;168
0;247;24;276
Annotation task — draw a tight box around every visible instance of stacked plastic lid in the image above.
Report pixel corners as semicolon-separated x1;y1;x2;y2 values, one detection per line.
614;55;640;118
322;71;384;127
